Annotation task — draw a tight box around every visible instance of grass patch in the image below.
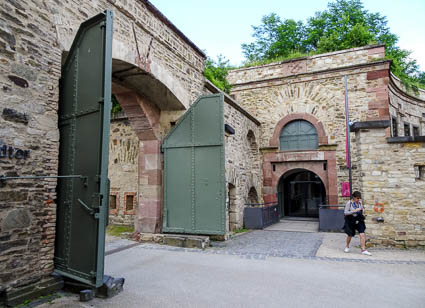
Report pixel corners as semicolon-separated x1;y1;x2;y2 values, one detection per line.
240;51;314;68
16;293;61;307
233;228;249;234
106;224;134;237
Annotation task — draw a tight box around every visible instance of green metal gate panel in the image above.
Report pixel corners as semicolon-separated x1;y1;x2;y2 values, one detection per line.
54;10;113;287
162;94;225;235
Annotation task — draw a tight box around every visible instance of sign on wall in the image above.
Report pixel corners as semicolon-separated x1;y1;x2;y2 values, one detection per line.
341;182;350;197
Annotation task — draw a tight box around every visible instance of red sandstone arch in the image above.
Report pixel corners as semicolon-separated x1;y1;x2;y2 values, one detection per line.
110;58;188;234
262;113;338;206
270;113;328;148
277;168;327;216
277;167;329;198
113;83;161;141
262;155;338;205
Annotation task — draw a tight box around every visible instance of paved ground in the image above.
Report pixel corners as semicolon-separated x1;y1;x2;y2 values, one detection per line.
36;220;425;308
210;230;323;258
265;218;319;233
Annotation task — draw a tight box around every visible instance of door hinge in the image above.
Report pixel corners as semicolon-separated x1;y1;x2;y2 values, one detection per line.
162;208;167;228
91;193;101;209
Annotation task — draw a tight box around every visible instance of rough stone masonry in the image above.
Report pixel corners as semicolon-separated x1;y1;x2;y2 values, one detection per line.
1;0;425;306
0;0;207;304
228;45;425;248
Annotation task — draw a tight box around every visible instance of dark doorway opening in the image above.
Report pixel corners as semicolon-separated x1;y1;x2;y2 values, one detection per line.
277;169;326;218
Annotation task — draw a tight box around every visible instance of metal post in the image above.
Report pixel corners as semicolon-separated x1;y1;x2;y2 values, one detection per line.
0;175;85;181
344;75;353;197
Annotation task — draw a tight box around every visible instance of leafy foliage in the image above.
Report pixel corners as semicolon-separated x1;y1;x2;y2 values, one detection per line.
242;14;307;62
241;0;425;89
204;55;233;94
111;94;122;114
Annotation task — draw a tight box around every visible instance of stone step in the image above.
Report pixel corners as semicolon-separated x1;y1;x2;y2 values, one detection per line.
133;233;210;249
3;273;64;307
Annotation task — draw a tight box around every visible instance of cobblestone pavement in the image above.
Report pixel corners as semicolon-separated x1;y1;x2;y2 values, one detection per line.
102;220;425;265
130;229;425;264
210;230;323;258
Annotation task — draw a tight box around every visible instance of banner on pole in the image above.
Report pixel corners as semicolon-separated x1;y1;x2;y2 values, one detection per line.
341;182;350;197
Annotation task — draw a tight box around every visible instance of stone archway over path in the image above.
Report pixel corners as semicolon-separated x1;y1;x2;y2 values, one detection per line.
54;2;208;234
111;73;172;234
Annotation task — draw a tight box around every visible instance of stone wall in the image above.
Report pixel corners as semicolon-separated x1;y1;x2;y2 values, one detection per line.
0;0;206;302
228;45;391;205
355;128;425;247
0;0;61;299
224;101;262;231
228;44;425;246
228;45;385;85
389;74;425;136
108;114;138;225
54;0;206;106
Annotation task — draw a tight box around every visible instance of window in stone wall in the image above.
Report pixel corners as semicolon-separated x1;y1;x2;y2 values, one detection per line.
247;130;260;171
413;126;420;136
247;187;259;204
109;192;119;215
391;117;398;137
280;120;318;150
124;192;136;215
415;165;425;180
404;123;411;137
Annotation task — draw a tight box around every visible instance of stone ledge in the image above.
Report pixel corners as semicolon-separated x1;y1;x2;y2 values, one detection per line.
2;274;64;307
204;80;261;126
132;233;210;249
111;111;128;121
260;146;278;153
386;136;425;143
350;120;390;132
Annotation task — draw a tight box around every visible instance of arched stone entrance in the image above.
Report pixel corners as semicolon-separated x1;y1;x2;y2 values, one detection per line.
277;169;326;218
262;113;338;207
110;59;192;234
55;5;207;234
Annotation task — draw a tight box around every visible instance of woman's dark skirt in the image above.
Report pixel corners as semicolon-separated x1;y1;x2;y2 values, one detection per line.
343;215;366;236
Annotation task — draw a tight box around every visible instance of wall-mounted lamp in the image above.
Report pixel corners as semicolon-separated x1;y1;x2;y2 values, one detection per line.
224;124;235;135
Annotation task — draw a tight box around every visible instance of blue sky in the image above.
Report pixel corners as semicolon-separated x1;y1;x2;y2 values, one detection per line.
149;0;425;71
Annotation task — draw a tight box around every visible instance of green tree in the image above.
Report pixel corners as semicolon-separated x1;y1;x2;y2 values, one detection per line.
304;0;381;52
241;0;424;89
242;14;307;62
204;55;232;94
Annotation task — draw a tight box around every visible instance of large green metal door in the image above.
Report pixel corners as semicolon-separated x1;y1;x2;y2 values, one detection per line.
54;11;113;287
162;94;225;235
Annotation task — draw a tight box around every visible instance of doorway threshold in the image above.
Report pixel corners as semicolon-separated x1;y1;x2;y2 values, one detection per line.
265;218;319;232
280;217;318;222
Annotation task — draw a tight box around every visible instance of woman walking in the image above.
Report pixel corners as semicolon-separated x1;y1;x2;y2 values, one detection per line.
343;191;372;256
